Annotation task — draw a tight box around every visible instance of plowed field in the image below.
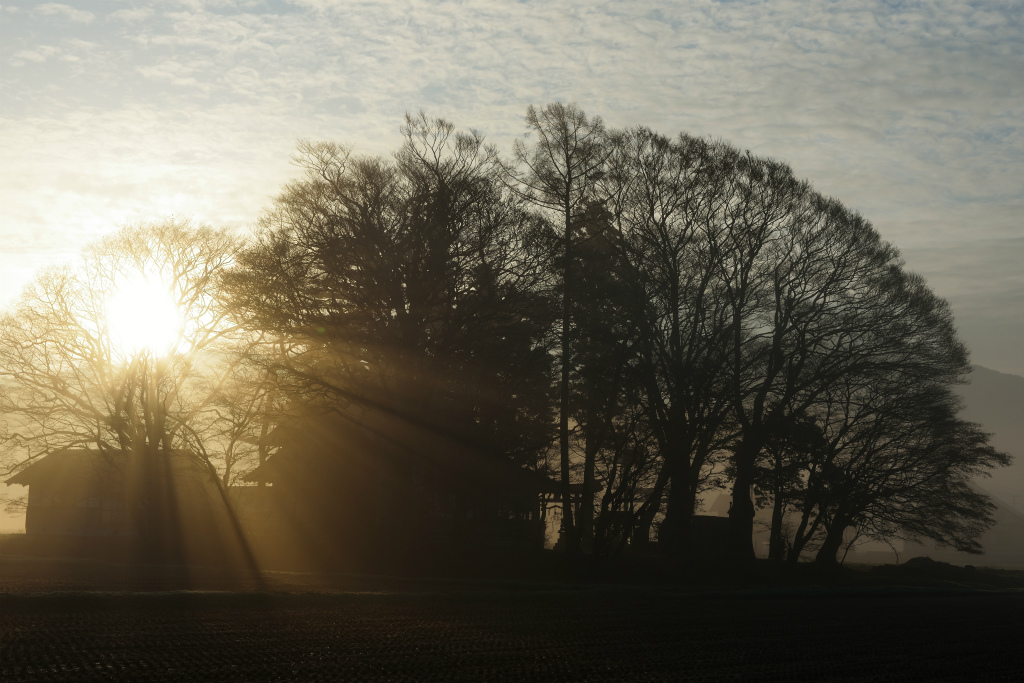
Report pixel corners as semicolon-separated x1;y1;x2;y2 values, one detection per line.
2;559;1022;682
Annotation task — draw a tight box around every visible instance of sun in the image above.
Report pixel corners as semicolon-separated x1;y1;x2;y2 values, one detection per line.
105;272;183;357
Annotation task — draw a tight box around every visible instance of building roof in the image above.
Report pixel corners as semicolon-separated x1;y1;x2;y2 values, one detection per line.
5;449;122;487
5;448;213;488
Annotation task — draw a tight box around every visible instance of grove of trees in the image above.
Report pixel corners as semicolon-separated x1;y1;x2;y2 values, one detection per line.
0;105;1009;567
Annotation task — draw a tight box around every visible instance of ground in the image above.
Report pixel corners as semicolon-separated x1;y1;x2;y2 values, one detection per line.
1;555;1023;682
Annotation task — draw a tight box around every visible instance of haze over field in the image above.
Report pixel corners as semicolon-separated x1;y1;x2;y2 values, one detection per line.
1;0;1022;377
4;364;1022;536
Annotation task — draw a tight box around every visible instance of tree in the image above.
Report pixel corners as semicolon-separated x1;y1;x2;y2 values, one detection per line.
567;202;648;550
224;113;556;473
698;156;940;564
0;220;254;560
602;129;738;556
712;182;1008;565
832;411;1007;563
753;411;825;562
508;102;611;552
783;382;1008;565
773;276;1011;564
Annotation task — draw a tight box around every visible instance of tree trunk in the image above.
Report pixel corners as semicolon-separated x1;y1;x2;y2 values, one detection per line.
133;442;184;564
768;494;786;562
768;450;787;562
814;523;846;565
658;439;695;558
631;464;671;550
788;475;826;563
132;364;186;564
558;201;576;553
727;437;761;564
787;504;821;563
578;402;600;549
257;381;276;489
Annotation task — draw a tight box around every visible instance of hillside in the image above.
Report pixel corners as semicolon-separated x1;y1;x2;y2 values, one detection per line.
960;365;1024;510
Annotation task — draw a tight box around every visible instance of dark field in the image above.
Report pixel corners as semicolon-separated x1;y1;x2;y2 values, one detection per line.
2;558;1023;682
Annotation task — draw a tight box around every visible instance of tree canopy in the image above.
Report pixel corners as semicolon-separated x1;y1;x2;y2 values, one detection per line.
0;220;260;557
1;106;1008;567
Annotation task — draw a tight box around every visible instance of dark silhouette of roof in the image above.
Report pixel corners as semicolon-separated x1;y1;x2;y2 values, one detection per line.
5;449;123;488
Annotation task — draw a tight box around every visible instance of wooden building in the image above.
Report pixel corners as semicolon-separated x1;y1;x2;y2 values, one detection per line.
5;449;137;538
4;448;253;564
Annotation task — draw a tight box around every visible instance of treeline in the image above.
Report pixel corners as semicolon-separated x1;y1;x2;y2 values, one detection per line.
0;104;1008;566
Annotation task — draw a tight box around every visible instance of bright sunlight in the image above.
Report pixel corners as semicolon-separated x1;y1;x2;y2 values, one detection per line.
105;272;182;356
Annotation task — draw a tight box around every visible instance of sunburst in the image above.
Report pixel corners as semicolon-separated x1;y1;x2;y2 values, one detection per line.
104;271;182;357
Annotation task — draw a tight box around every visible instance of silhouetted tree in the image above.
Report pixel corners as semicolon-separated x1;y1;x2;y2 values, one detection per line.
507;103;612;552
567;202;648;550
716;197;1008;565
588;400;662;556
753;412;825;562
779;339;1009;564
701;159;938;564
224;114;556;474
602;129;738;557
206;357;281;488
826;411;1007;563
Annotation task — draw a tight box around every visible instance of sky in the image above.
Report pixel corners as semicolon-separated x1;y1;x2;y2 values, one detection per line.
1;0;1022;375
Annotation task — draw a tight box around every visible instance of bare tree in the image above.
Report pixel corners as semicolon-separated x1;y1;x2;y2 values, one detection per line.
753;412;826;562
0;220;252;558
773;279;1011;564
602;129;738;556
567;202;648;550
224;113;556;473
507;103;611;553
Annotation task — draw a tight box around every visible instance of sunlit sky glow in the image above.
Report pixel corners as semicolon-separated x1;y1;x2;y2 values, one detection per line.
1;0;1021;374
105;270;183;358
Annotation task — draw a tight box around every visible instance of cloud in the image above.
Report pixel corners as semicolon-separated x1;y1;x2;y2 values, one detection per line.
1;0;1022;372
137;60;209;90
108;8;155;23
35;3;94;23
11;45;61;63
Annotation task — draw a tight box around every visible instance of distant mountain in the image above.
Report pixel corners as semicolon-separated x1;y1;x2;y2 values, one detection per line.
960;365;1024;512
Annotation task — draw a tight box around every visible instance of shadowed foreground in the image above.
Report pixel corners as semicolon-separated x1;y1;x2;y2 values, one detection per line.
2;561;1023;682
